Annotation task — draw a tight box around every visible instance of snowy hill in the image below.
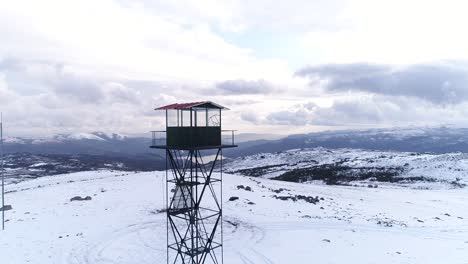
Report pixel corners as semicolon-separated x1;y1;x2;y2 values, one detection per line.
0;170;467;263
225;148;468;189
0;153;165;184
4;146;468;189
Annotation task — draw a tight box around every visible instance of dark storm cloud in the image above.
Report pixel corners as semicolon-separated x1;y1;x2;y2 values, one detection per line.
296;62;468;105
215;79;274;94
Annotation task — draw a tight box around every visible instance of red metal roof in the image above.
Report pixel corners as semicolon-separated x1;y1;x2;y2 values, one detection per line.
155;101;228;110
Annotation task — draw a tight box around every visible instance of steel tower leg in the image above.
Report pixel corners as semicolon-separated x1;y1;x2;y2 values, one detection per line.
166;148;223;264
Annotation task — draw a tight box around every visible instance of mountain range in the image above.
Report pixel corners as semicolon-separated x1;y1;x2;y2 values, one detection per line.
4;126;468;159
224;126;468;157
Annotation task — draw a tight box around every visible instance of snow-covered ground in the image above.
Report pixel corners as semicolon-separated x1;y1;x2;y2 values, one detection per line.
0;170;467;263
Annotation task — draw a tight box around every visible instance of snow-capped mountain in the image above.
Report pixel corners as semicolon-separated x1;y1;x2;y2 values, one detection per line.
2;131;152;157
45;132;129;142
3;137;27;144
4;132;130;145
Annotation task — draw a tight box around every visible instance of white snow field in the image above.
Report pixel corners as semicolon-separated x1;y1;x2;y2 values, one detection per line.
0;170;467;264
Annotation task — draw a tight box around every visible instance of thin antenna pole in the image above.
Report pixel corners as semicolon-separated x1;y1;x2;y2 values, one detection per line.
165;149;169;264
1;112;5;230
221;148;224;264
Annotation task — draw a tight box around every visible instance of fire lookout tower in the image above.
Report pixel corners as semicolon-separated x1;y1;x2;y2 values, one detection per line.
151;101;237;264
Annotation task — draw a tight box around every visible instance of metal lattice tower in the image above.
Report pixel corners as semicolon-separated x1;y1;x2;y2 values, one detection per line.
151;102;237;264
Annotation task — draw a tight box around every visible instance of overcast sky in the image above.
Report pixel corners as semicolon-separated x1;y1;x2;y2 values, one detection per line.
2;0;468;137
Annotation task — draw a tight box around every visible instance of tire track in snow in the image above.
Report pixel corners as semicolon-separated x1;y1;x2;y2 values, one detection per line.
67;219;166;264
224;218;275;264
68;216;274;264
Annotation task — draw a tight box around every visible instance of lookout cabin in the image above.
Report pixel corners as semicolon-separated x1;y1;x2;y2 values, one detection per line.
150;101;236;149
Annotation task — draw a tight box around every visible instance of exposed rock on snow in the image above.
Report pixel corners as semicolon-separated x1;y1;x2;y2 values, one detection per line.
70;196;92;202
237;185;252;191
0;205;12;211
272;194;321;204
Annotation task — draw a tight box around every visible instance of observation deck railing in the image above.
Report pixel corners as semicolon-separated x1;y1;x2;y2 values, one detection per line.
151;130;167;147
150;129;236;148
221;130;236;146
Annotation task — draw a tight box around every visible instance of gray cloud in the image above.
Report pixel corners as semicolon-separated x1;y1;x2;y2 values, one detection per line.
0;57;24;72
103;82;140;104
311;98;393;126
296;62;468;105
0;57;174;136
264;95;468;127
241;111;260;124
215;79;274;94
52;73;104;104
266;109;310;126
0;58;146;105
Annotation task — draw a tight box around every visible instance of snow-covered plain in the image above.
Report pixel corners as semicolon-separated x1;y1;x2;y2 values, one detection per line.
0;169;467;263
